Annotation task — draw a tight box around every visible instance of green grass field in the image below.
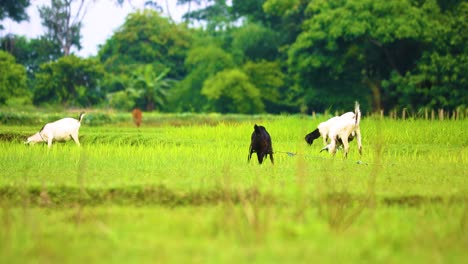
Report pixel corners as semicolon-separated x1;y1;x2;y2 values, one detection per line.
0;113;467;263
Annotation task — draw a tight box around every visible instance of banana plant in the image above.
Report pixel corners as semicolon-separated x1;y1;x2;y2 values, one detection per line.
131;64;172;111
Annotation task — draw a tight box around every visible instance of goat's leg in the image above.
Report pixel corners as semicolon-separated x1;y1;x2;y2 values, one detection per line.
322;135;328;146
269;153;274;164
248;146;253;162
355;128;362;155
47;137;53;148
257;152;264;164
320;144;329;153
71;132;80;146
342;138;350;158
328;140;337;156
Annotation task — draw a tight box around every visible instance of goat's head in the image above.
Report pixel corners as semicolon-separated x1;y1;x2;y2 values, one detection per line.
252;124;269;144
253;124;262;134
25;132;44;145
304;128;320;145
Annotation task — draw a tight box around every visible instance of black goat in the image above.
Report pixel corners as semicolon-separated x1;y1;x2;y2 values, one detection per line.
248;124;274;164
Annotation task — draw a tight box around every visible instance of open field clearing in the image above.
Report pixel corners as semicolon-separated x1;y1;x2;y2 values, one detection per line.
0;114;467;263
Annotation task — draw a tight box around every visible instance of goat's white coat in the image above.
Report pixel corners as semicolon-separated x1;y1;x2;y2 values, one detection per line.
26;113;85;148
317;112;355;146
322;102;362;157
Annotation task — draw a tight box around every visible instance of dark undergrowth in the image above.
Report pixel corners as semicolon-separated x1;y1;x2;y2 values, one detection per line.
0;185;465;208
0;132;208;146
0;132;27;142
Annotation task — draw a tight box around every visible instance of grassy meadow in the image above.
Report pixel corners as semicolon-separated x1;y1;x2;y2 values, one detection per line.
0;112;467;263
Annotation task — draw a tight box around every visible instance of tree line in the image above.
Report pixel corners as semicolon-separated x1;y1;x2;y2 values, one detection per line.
1;0;466;114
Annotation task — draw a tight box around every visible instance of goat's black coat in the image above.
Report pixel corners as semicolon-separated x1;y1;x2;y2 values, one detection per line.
248;124;274;164
304;129;320;145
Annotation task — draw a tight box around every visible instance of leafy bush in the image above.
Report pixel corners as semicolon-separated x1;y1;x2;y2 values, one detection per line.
0;50;29;104
202;69;264;113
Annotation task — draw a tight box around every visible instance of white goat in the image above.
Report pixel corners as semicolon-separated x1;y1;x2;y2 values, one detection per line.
320;102;362;158
305;111;356;146
25;112;85;148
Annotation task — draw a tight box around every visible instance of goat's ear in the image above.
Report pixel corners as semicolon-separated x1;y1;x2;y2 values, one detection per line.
254;124;260;132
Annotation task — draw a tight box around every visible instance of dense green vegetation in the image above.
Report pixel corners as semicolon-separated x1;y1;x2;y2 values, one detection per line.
2;1;465;261
1;0;466;113
0;113;467;263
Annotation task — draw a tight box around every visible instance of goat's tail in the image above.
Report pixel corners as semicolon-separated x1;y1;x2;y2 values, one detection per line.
354;101;361;126
78;112;85;123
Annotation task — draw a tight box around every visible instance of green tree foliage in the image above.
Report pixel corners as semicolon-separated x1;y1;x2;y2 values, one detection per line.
0;0;30;29
185;44;235;74
2;0;465;113
286;0;467;112
34;55;104;106
202;68;264;113
98;9;191;80
231;22;280;62
263;0;310;49
106;88;141;111
231;0;267;23
171;2;291;113
97;9;192;111
0;34;62;77
242;60;285;112
0;50;28;104
169;44;235;112
385;53;467;110
383;1;468;110
182;0;232;31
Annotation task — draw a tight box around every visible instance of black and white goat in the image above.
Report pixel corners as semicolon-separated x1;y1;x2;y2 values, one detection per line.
248;124;274;164
25;112;85;148
305;112;355;147
305;102;362;158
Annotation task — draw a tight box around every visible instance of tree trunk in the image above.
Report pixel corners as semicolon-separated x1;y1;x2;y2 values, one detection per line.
146;99;155;112
364;78;382;112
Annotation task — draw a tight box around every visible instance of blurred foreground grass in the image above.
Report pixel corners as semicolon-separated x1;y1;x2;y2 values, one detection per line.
0;114;466;263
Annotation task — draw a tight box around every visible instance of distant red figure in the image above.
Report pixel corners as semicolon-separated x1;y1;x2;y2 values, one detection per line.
132;108;142;127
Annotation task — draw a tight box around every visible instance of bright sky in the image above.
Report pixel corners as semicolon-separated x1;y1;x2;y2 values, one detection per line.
1;0;193;57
